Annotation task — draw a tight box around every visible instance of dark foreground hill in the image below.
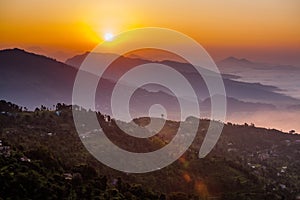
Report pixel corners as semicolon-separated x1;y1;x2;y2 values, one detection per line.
0;100;299;200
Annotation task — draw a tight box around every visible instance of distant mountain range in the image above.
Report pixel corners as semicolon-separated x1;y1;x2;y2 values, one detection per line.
217;56;300;100
65;50;300;105
1;48;299;122
218;56;300;71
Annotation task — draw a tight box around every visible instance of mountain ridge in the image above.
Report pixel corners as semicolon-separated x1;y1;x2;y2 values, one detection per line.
1;48;300;132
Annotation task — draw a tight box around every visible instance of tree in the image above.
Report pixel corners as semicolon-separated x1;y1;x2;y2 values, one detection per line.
289;130;296;134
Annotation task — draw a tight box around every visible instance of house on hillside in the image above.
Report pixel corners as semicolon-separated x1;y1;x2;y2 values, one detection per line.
63;173;73;180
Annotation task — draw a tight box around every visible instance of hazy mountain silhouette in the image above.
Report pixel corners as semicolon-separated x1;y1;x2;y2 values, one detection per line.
219;56;254;66
218;56;299;71
1;48;300;120
200;95;276;114
0;48;186;114
217;57;300;100
66;52;300;106
287;104;300;110
65;51;121;69
0;48;77;109
2;48;300;131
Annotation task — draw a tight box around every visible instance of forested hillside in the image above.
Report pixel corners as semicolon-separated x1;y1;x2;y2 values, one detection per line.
0;100;299;200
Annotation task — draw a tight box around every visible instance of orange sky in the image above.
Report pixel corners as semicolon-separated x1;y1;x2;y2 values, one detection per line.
1;0;299;64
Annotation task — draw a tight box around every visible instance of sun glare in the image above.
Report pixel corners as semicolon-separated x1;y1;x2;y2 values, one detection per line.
104;33;114;41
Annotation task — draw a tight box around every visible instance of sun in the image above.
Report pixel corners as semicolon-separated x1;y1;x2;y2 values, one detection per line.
104;32;114;41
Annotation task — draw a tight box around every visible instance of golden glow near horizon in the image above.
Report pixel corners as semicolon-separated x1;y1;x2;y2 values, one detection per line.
0;0;299;62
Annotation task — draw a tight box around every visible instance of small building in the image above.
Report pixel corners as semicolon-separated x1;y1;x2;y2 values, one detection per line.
63;173;73;180
20;156;31;162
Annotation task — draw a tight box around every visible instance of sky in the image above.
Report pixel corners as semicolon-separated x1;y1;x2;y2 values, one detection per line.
1;0;300;64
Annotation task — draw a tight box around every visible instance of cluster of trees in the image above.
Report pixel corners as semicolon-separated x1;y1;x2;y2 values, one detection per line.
0;151;171;199
0;100;24;112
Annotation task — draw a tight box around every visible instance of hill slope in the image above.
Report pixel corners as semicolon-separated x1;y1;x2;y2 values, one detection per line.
0;101;299;199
